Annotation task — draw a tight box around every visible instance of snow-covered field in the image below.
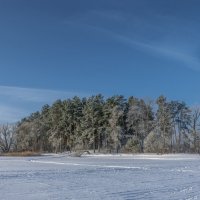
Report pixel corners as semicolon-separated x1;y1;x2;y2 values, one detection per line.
0;154;200;200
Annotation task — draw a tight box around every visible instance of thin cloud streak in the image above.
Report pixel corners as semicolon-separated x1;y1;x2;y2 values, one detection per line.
0;86;89;103
115;34;200;72
65;16;200;72
0;104;27;123
0;86;90;123
66;9;200;72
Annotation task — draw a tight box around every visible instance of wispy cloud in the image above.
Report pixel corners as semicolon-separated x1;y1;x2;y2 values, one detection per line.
70;20;200;71
65;9;200;72
0;86;88;103
89;10;127;22
0;104;27;124
0;86;89;123
114;34;200;72
82;24;200;72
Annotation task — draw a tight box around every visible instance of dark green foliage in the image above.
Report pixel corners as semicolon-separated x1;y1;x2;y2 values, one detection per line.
14;95;198;153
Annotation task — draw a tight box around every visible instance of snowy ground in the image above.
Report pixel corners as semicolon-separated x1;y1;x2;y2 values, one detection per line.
0;154;200;200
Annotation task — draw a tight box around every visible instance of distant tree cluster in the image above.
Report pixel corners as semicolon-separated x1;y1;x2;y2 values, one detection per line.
2;95;200;154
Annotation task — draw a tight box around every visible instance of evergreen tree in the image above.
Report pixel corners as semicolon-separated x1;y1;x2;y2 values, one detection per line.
81;95;104;152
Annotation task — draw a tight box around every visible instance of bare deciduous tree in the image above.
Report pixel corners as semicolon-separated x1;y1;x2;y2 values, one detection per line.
0;124;16;153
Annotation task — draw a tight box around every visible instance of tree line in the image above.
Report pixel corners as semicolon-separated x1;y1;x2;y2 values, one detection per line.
1;95;200;154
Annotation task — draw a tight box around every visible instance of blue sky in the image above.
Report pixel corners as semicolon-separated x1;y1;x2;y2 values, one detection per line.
1;0;200;122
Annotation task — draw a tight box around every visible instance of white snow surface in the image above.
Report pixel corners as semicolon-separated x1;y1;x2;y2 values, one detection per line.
0;154;200;200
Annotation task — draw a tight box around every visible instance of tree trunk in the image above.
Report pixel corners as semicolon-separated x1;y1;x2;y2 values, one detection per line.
98;132;101;153
93;132;95;153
